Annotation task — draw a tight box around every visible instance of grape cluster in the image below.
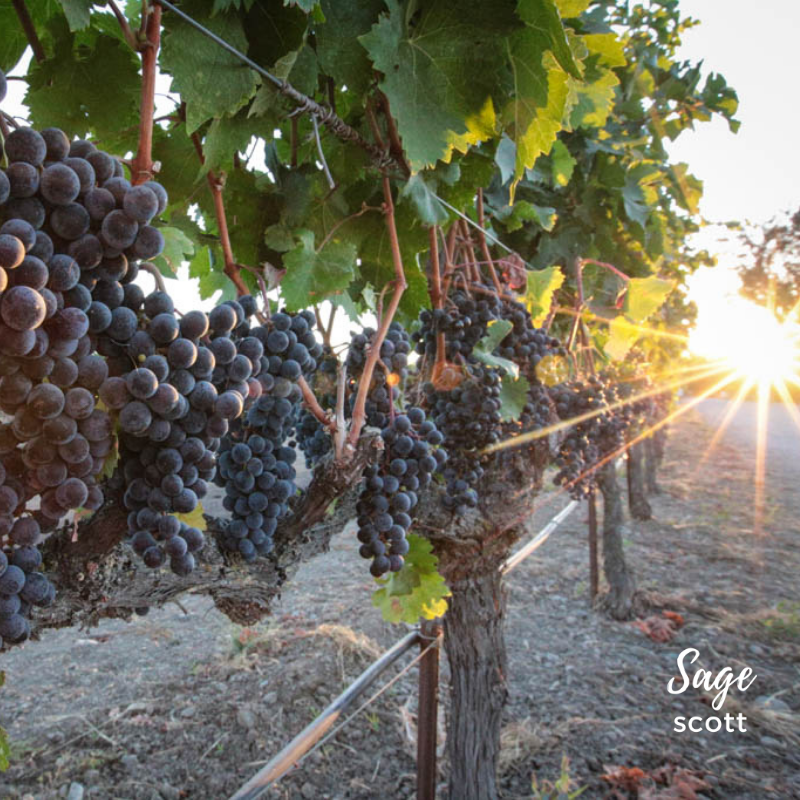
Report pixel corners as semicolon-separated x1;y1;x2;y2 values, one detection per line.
551;377;627;498
347;322;412;428
495;299;563;379
0;463;55;647
0;123;153;642
111;297;248;574
414;290;499;361
356;407;447;576
215;310;322;560
423;368;502;513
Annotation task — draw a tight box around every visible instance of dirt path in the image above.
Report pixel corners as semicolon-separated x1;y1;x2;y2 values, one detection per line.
1;409;799;799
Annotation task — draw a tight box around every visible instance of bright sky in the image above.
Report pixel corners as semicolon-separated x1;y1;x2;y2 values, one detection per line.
4;2;798;324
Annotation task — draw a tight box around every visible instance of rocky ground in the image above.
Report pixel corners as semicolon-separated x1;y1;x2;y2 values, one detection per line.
0;407;798;799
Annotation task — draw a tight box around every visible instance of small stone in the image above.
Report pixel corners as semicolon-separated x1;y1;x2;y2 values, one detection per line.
180;706;197;719
760;736;782;748
753;695;791;713
83;770;100;785
749;644;765;656
263;692;278;706
236;708;256;730
300;782;317;800
120;754;139;772
67;783;85;800
159;784;181;800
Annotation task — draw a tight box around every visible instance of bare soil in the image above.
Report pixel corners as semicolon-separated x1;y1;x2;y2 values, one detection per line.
1;409;799;799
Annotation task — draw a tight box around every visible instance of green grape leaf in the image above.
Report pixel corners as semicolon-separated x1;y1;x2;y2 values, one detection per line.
623;276;675;323
60;0;93;30
495;200;556;233
175;502;207;532
498;373;531;422
473;320;519;377
151;126;203;214
623;275;675;323
201;112;266;175
0;6;30;71
161;2;257;133
604;314;640;361
550;140;576;186
583;33;626;68
25;32;141;151
316;0;385;96
372;534;450;624
264;222;296;253
152;226;195;279
360;0;518;171
524;266;564;326
568;67;618;129
516;0;581;80
480;319;514;352
668;163;703;214
505;31;571;193
190;245;237;303
281;230;357;312
401;174;449;226
555;0;590;16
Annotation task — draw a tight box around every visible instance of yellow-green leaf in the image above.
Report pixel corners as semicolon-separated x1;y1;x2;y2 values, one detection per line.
524;266;565;326
605;315;640;361
623;276;675;323
175;502;207;532
372;534;450;624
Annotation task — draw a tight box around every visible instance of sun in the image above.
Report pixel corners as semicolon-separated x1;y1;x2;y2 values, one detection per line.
688;295;800;385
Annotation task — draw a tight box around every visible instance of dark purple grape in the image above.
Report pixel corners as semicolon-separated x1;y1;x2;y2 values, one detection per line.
40;163;81;205
5;127;47;166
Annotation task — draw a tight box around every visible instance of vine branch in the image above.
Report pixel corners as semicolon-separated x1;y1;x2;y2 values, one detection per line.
130;2;162;184
476;189;503;294
190;131;250;298
107;0;139;51
11;0;45;63
347;176;407;448
298;377;335;430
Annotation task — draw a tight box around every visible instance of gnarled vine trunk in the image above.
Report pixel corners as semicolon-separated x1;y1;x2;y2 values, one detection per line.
644;436;661;495
443;560;508;800
627;442;652;520
598;460;637;620
429;439;551;799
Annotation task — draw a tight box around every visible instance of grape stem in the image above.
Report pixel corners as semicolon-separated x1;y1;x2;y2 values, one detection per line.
130;2;162;184
11;0;45;63
139;261;168;294
428;226;447;371
377;91;411;178
107;0;139;51
580;258;630;283
476;189;503;294
189;131;251;297
347;175;407;449
298;377;335;430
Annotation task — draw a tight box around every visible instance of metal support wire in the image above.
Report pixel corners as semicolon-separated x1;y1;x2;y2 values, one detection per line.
230;630;423;800
501;499;579;574
154;0;402;173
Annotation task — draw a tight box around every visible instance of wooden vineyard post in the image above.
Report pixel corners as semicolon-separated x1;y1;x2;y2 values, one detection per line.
588;488;599;602
417;618;443;800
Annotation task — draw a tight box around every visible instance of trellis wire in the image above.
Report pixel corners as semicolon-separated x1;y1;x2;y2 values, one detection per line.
154;0;401;173
502;499;579;574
